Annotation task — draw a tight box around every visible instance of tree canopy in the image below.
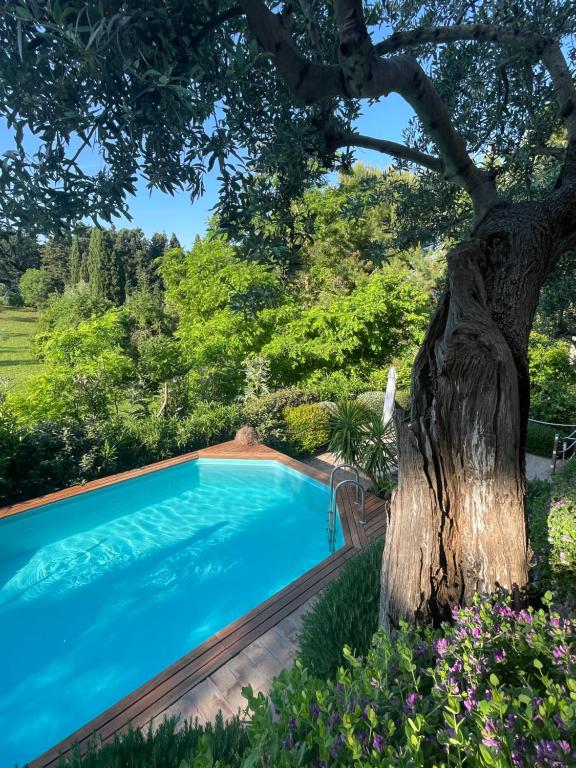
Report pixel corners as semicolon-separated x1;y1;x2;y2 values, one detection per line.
1;0;574;246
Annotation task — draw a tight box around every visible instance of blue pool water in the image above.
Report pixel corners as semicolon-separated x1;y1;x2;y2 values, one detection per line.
0;459;342;767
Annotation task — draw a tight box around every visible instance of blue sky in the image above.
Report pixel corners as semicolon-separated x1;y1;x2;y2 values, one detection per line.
1;95;414;249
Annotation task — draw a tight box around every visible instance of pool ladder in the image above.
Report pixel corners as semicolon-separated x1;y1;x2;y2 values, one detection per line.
327;464;366;552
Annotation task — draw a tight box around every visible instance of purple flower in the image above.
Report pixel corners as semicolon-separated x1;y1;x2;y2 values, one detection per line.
436;637;449;656
535;739;572;762
310;703;320;717
494;649;506;663
330;734;345;758
406;692;418;707
552;644;569;660
288;717;297;730
373;734;384;753
482;737;501;752
518;609;533;624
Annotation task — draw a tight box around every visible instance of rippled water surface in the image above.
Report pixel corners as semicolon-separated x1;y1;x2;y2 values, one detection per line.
0;459;340;767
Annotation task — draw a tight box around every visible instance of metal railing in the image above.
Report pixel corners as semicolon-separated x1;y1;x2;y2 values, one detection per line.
327;465;366;551
528;418;576;474
551;427;576;473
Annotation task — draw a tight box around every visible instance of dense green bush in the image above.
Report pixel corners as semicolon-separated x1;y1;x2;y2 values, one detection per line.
3;287;24;306
0;401;243;506
245;594;576;767
241;387;315;445
283;403;330;454
526;421;558;457
298;539;384;680
19;267;57;308
176;402;244;452
356;390;385;414
58;713;249;768
529;461;576;613
304;370;367;401
529;331;576;423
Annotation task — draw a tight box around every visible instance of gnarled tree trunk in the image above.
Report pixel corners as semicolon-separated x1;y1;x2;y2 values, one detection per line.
380;193;576;628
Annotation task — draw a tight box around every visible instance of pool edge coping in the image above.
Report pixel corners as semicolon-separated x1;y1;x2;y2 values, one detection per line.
15;441;388;768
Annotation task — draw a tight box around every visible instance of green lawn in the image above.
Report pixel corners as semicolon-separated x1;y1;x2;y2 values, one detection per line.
0;306;43;391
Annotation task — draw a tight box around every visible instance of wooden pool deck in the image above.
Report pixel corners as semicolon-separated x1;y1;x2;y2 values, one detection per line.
6;441;388;768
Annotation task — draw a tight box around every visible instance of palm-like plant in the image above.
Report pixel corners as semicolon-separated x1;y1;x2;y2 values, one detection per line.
360;410;397;492
328;398;397;494
327;400;370;466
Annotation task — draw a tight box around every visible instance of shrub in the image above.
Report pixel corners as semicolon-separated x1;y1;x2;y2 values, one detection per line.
305;370;367;401
176;402;243;452
19;267;57;308
3;287;24;306
356;390;385;414
241;387;315;445
529;331;576;423
244;593;576;767
298;539;384;680
58;713;249;768
327;400;371;466
0;419;106;504
284;403;330;454
526;421;558;457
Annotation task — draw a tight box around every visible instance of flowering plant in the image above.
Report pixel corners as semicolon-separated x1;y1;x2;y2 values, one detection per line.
243;593;576;767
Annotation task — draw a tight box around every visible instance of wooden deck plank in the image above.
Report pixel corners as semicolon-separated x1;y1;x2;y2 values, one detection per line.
10;441;387;768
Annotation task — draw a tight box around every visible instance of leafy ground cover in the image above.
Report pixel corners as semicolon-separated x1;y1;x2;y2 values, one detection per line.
0;306;42;390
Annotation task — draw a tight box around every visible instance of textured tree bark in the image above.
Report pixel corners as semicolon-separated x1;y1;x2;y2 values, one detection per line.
379;198;572;628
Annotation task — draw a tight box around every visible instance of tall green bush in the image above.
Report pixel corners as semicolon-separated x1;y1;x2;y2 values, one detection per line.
284;403;330;454
58;713;248;768
528;461;576;613
298;539;384;680
19;268;56;308
241;387;315;445
529;331;576;423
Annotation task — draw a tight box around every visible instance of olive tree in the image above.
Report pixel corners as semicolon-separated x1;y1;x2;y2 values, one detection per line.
1;0;575;627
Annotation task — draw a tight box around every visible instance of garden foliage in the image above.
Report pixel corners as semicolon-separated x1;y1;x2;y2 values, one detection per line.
298;540;384;681
529;461;576;614
245;594;576;767
283;403;330;455
58;714;249;768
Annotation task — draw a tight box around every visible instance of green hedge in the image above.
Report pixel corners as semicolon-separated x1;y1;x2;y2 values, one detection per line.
298;539;384;680
528;460;576;612
526;420;557;457
283;403;330;455
57;713;248;768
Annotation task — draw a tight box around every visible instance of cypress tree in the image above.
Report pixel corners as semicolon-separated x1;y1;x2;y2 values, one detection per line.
69;236;82;286
87;228;125;304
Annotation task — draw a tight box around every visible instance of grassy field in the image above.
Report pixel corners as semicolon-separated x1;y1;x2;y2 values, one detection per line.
0;306;43;391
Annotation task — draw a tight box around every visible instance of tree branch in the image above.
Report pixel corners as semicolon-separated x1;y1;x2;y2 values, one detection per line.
190;6;243;47
238;0;499;219
374;24;550;57
238;0;342;104
367;55;498;215
541;43;576;179
374;24;576;179
333;0;373;96
328;131;443;173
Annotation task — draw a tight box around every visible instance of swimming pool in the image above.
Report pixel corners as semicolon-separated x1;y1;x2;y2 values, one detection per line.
0;458;343;767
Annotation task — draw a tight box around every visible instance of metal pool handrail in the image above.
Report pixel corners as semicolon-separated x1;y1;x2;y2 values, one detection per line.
334;479;366;524
329;463;360;513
